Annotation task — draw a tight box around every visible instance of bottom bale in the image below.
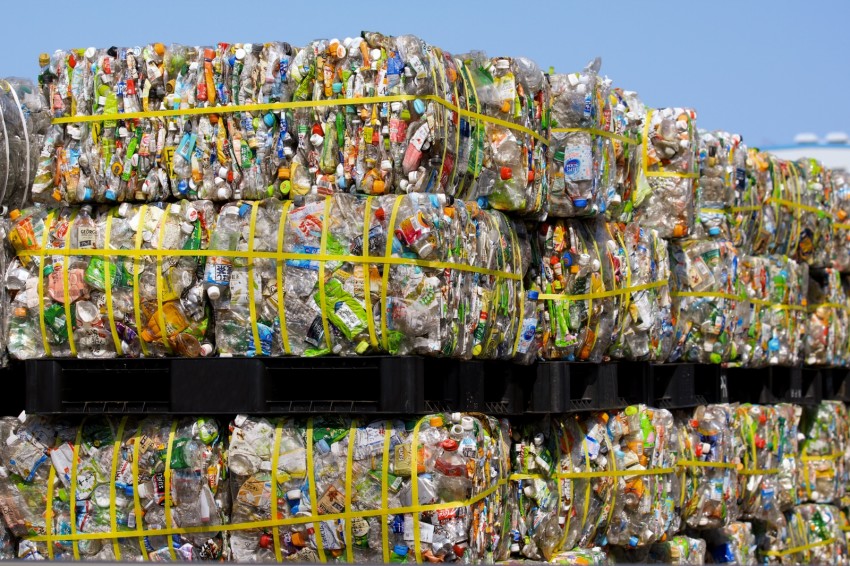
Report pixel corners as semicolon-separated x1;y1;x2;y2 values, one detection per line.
702;521;757;564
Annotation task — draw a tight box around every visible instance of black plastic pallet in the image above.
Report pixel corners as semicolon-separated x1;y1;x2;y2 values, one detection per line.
725;365;822;405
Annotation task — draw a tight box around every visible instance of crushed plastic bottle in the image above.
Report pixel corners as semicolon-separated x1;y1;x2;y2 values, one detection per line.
227;413;509;562
703;521;756;564
694;131;737;240
0;414;228;560
783;504;849;565
646;536;706;564
632;108;698;240
0;78;50;209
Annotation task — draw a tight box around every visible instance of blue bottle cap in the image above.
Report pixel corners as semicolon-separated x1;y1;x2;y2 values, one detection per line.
105;189;117;201
477;197;488;209
394;545;409;557
332;82;343;94
177;179;189;194
527;290;539;300
598;202;606;213
413;99;426;114
708;226;721;236
768;338;780;351
563;253;573;266
573;198;587;208
263;113;276;128
83;187;93;201
124;485;134;497
628;536;639;548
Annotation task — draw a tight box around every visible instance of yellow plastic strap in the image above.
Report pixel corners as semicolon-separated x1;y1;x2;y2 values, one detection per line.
767;196;831;218
164;421;178;561
448;81;462;191
641;109;698;179
411;418;423;564
676;459;736;469
62;210;79;357
154;210;171;354
305;418;326;562
103;216;123;355
344;421;357;563
317;198;333;352
133;206;150;357
131;422;147;559
670;290;745;302
538;279;667;302
51;93;548;146
809;302;850;312
605;435;618;528
276;202;292;355
45;443;57;560
247;201;262;356
729;205;762;213
271;420;284;563
69;423;83;560
581;438;592;527
380;198;404;351
362;197;379;349
37;211;56;357
380;420;392;564
737;468;779;476
430;61;449;189
109;417;128;560
699;208;727;215
834;222;850;231
763;538;835;557
800;451;843;461
552;127;639;146
555;421;571;555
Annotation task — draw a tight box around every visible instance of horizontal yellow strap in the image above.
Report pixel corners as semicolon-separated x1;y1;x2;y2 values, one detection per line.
17;247;521;281
28;478;508;544
834;222;850;230
842;526;850;532
737;468;780;476
763;538;835;557
801;452;843;462
551;127;639;146
510;467;676;481
538;280;667;302
767;197;833;218
699;208;727;215
677;459;736;469
646;171;699;179
729;205;763;213
52;93;549;146
809;302;850;312
671;290;806;311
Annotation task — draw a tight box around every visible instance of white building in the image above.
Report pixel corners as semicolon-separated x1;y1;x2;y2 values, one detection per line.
763;132;850;170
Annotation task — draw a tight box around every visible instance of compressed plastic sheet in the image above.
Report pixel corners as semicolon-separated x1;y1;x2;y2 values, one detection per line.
782;504;849;565
227;413;509;563
798;401;848;504
206;193;524;358
606;223;674;362
604;405;680;548
0;78;50;210
4;200;216;359
702;521;756;564
33;36;549;214
805;268;850;366
677;405;738;530
632;108;698;240
668;240;743;364
531;219;629;362
0;414;229;561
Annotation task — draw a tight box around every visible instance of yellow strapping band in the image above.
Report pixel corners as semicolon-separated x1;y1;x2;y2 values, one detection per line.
109;417;128;560
164;421;178;561
344;421;357;563
246;202;262;356
154;209;171;354
69;423;83;560
62;210;79;357
801;451;843;462
380;420;392;564
834;222;850;231
552;127;639;146
103;215;123;355
132;206;149;357
763;537;835;557
411;418;423;564
271;420;284;563
362;197;379;349
538;279;667;302
729;205;763;213
767;196;833;218
276;202;292;355
670;290;807;311
699;208;727;215
641;109;699;180
131;422;147;559
37;211;56;357
380;198;404;352
317;198;333;352
45;443;57;560
809;302;850;313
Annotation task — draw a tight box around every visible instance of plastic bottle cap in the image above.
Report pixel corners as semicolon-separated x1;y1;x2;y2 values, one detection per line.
553;150;565;162
235;48;246;60
9;210;19;220
84;47;96;60
200;343;214;357
472;344;483;356
310;133;324;146
413;99;426;114
573;198;588;208
332;82;343;94
417;241;435;259
263;113;276;128
500;166;513;181
708;226;721;236
496;59;511;70
393;545;409;557
355;341;369;354
461;416;474;431
207;286;221;300
441;438;459;451
527;290;539;300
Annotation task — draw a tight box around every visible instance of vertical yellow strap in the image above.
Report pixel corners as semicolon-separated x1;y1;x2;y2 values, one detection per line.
448;80;462;191
803;446;814;501
276;201;292;354
45;442;58;560
154;209;172;354
109;417;128;560
381;420;392;563
305;418;326;562
62;210;79;357
510;227;526;356
362;197;378;349
344;420;357;562
581;438;592;526
379;198;404;351
318;198;333;351
247;201;262;355
164;421;178;561
271;420;284;563
411;418;423;564
605;434;618;528
679;429;688;510
641;109;653;179
555;421;571;554
103;215;123;355
133;206;150;357
69;422;83;560
131;422;147;559
430;59;448;190
38;212;56;357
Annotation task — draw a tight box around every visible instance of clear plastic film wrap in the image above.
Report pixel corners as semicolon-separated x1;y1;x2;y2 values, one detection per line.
694;131;737;240
632;108;698;240
778;504;849;565
34;36;549;213
832;169;850;272
532;219;631;362
548;60;640;219
668;239;743;364
607;223;674;362
204;193;524;358
805;268;850;366
605;405;681;549
702;521;756;565
0;78;51;209
226;413;509;563
798;401;849;505
736;255;808;368
505;414;615;561
678;405;739;530
0;414;229;561
4;200;216;359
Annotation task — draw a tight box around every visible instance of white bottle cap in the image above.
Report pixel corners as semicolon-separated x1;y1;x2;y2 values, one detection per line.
218;167;229;179
461;416;474;431
181;222;194;234
381;159;392;171
235;48;246;61
207;286;221;300
286;489;302;501
184;207;198;222
118;203;131;218
200;343;214;356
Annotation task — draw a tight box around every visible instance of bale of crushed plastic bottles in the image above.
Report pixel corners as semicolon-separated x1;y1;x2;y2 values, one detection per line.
0;78;50;210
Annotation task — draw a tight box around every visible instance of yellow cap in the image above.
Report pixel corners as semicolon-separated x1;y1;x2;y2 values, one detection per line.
39;53;50;67
355;341;369;355
429;416;443;428
9;209;20;220
472;344;482;356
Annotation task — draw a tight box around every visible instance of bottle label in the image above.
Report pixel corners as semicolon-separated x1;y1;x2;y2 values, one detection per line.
516;317;538;354
204;257;232;286
563;144;592;181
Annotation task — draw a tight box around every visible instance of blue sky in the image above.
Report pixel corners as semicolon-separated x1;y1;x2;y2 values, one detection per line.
3;0;848;148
